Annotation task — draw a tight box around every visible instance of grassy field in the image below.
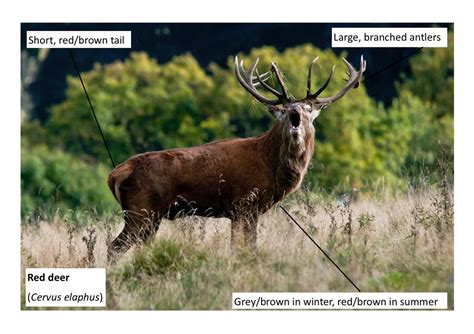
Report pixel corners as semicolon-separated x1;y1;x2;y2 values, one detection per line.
21;186;453;310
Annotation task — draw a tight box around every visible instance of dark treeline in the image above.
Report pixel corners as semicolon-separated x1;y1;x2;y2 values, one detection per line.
22;23;451;121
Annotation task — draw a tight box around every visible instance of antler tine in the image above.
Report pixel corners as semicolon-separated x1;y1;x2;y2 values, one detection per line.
312;55;366;105
253;71;270;82
252;71;271;88
306;57;319;98
342;57;357;79
361;54;367;72
255;69;282;97
234;56;273;105
311;65;335;99
270;61;290;101
234;56;290;106
247;58;259;80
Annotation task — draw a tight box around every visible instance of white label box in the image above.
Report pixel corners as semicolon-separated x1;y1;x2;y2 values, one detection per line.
332;27;448;48
27;31;131;48
25;268;106;307
232;292;448;310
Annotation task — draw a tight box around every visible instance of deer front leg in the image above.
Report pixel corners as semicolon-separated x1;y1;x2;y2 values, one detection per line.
231;214;258;251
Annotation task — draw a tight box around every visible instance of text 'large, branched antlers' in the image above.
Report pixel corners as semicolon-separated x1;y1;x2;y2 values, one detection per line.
235;55;367;107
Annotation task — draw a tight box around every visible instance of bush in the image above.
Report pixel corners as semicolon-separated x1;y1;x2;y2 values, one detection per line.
48;52;232;164
21;144;116;216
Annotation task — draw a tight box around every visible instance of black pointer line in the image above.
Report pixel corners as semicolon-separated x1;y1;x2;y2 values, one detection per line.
68;50;116;168
362;47;424;83
280;205;361;292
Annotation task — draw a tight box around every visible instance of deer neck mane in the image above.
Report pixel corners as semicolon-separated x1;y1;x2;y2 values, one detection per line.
259;122;315;196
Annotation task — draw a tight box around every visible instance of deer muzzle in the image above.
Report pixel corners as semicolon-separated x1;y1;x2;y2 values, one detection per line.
289;110;301;130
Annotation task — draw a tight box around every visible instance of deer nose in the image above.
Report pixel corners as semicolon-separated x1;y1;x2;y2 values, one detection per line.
289;106;301;115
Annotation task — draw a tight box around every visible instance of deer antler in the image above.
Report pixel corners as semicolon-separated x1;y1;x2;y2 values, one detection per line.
234;56;291;106
305;55;366;105
236;55;366;107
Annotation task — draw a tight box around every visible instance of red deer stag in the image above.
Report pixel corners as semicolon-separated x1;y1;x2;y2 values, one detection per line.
107;55;366;261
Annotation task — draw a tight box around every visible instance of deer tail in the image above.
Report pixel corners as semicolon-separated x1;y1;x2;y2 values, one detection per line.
108;163;133;205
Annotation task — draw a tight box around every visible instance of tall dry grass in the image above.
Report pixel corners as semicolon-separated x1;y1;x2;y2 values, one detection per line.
21;186;453;310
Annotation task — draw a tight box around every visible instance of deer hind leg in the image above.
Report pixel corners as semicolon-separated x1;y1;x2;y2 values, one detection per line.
108;208;161;263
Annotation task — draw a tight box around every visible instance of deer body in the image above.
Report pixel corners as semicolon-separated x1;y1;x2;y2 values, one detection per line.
108;120;314;256
107;55;365;260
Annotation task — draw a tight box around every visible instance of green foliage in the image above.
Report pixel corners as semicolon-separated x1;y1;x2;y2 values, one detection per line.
398;31;454;120
21;144;115;216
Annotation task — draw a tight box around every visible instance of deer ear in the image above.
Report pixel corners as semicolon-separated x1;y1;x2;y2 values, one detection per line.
310;108;321;122
268;106;285;121
310;102;328;122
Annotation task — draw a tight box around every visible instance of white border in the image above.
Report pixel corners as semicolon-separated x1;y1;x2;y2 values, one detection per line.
1;0;472;333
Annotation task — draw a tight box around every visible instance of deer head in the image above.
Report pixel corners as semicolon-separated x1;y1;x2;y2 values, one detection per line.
235;55;366;155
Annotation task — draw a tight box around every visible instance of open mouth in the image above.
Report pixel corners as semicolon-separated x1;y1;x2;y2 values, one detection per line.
289;112;301;130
